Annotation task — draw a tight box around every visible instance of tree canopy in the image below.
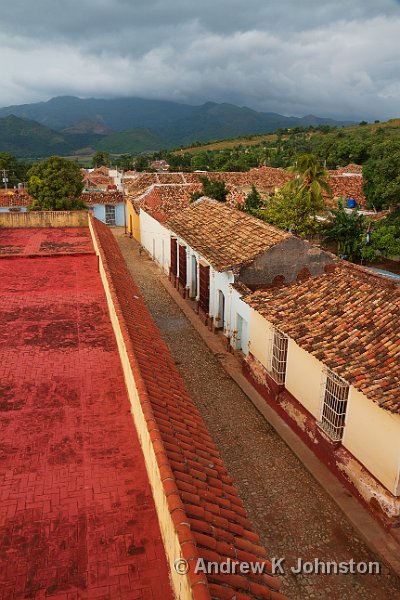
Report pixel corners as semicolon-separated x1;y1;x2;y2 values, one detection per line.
363;141;400;210
324;202;365;260
27;156;84;210
0;152;29;189
241;185;264;214
286;153;331;213
92;151;110;168
191;176;229;202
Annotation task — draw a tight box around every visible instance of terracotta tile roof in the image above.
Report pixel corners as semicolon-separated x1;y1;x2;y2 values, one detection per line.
156;172;186;184
82;174;111;189
335;164;363;175
124;173;160;197
0;191;32;208
82;191;124;206
326;174;366;207
124;168;367;210
90;215;287;600
166;198;290;272
134;184;200;223
244;263;400;412
90;166;110;176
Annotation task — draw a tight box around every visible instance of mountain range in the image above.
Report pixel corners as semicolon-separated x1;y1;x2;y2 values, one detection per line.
0;95;354;158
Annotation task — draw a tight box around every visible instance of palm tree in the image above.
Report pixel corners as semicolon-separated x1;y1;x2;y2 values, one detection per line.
287;154;332;216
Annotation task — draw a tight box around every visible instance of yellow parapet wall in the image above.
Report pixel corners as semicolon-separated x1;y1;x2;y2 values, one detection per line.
88;215;193;600
0;211;88;228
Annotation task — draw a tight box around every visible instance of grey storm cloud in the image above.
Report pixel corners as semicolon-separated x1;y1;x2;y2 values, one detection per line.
1;0;400;119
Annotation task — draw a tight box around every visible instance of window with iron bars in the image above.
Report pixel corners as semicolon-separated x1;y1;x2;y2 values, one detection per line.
319;369;349;442
269;327;288;384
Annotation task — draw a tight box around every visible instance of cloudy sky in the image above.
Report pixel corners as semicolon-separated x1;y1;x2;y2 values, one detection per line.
1;0;400;120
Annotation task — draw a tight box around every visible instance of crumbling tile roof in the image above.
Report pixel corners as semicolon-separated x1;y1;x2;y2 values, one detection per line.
82;191;124;206
134;184;200;222
83;174;111;186
327;174;366;206
125;173;160;197
0;191;32;207
156;172;187;184
90;215;287;600
244;263;400;412
335;164;363;175
125;167;367;211
166;198;290;271
90;166;110;176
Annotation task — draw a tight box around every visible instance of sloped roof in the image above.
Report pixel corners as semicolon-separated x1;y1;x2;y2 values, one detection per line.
166;198;290;271
335;164;363;175
90;215;287;600
0;191;32;207
327;174;366;206
135;184;200;223
82;191;124;206
244;263;400;412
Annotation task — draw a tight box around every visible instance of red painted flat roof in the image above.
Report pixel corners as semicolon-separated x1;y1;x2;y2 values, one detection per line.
0;227;93;257
0;229;173;599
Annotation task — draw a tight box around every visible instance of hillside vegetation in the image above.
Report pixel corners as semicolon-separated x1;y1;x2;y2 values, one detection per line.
0;95;352;158
150;119;400;172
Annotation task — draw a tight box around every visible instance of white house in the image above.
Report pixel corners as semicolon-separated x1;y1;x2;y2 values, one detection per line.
127;183;200;272
166;197;334;355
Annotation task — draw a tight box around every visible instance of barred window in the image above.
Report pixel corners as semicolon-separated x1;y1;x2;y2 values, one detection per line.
270;328;288;384
105;204;116;226
319;369;349;442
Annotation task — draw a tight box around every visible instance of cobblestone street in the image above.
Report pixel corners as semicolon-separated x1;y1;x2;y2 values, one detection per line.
114;228;400;600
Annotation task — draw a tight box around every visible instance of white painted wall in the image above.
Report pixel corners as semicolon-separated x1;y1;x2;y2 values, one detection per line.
229;288;251;354
141;210;171;274
343;388;400;495
211;270;233;330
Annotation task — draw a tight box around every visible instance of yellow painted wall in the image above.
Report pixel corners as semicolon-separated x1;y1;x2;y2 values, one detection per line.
127;200;141;242
248;308;274;367
343;388;400;495
285;339;324;419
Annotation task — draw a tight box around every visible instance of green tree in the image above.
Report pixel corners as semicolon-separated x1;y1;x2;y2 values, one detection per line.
324;202;365;260
361;210;400;261
191;176;229;202
115;154;134;171
260;186;322;237
258;154;331;236
27;156;84;210
287;153;331;215
241;185;264;214
0;152;29;188
190;151;210;171
363;141;400;210
134;155;150;171
92;151;110;168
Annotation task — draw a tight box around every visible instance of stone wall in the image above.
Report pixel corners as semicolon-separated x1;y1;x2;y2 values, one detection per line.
239;237;336;287
0;211;88;228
